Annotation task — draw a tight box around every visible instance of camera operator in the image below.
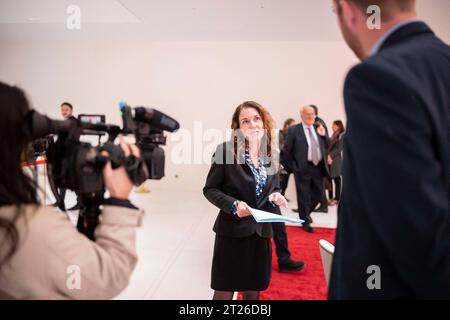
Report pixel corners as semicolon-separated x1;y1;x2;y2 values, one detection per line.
0;82;143;299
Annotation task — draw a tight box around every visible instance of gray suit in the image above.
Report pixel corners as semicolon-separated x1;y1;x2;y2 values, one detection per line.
328;133;344;178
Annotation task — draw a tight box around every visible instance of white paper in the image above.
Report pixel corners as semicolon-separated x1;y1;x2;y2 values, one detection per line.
249;207;304;225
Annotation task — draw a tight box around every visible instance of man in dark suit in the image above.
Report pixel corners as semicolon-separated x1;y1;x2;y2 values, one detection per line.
283;106;330;233
329;0;450;298
57;102;82;211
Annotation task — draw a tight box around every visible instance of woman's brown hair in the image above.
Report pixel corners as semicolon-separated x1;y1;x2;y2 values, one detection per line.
231;101;276;157
332;120;345;140
333;120;345;133
282;118;296;134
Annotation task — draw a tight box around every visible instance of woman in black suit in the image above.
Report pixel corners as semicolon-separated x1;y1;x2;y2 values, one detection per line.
203;101;288;300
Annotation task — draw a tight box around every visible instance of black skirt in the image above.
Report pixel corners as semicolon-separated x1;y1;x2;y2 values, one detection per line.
211;233;272;292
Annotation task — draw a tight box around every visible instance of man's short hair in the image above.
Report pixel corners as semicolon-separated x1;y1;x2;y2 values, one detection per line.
346;0;416;20
60;102;73;110
301;105;315;114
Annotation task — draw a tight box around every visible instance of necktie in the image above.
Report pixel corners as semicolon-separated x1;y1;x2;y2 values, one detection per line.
307;127;320;166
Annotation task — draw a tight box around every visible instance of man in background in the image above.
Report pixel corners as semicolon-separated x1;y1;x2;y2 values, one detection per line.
60;102;76;121
57;102;82;211
329;0;450;298
284;106;330;233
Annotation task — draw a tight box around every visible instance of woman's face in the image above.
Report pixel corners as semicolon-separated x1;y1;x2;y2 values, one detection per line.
332;123;339;133
239;107;264;142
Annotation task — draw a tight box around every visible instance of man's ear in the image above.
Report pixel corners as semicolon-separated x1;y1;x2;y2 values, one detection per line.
339;0;359;30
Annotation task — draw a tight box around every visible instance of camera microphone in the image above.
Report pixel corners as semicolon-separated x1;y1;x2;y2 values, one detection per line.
133;107;180;132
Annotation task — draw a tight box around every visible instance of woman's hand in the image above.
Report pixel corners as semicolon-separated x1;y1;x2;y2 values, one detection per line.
236;201;252;218
102;137;141;200
268;192;288;209
317;125;326;137
327;155;333;166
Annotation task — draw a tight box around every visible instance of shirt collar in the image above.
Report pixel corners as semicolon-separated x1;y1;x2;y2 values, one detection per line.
245;150;264;163
302;122;314;130
371;19;419;56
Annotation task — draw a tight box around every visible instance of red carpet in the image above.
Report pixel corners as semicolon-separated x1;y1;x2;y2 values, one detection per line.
239;226;336;300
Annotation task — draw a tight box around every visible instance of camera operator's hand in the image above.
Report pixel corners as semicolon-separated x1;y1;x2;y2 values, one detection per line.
102;137;141;200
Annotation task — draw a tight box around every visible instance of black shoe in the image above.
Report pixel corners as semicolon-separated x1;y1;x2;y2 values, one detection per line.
279;260;306;273
68;203;82;211
50;202;58;207
292;208;299;213
314;206;328;213
305;216;313;224
303;224;315;233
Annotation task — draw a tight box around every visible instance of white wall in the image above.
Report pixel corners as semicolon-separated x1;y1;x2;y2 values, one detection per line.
0;40;356;191
1;0;449;192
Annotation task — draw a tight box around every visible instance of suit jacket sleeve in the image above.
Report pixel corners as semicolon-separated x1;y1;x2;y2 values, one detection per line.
203;145;238;214
273;171;281;194
323;136;330;155
344;62;450;297
329;136;343;159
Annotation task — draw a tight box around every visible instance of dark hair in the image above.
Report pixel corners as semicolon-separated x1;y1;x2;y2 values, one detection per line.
60;102;73;110
331;120;346;141
282;118;296;133
231;101;276;157
310;105;318;116
0;82;38;267
333;120;345;133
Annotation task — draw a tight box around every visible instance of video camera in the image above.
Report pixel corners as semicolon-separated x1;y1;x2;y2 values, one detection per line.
25;103;180;239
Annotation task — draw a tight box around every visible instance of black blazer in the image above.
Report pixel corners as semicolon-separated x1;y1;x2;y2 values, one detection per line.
329;22;450;299
282;123;330;176
203;142;282;238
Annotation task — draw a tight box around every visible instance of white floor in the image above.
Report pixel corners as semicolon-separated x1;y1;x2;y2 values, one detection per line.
58;180;337;300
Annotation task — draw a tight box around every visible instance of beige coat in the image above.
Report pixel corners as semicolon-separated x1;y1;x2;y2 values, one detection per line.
0;204;143;299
